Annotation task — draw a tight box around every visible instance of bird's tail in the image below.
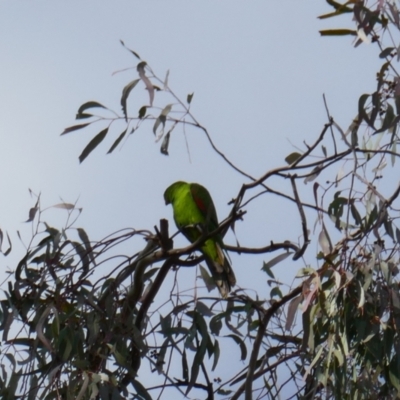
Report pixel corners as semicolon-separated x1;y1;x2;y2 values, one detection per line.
205;245;236;298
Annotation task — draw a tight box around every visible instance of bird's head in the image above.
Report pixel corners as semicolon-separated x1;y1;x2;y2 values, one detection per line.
164;181;187;205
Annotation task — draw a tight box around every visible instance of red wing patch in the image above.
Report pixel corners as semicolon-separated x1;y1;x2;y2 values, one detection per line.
194;196;207;215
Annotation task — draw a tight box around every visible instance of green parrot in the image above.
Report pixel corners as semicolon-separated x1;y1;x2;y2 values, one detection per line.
164;181;236;298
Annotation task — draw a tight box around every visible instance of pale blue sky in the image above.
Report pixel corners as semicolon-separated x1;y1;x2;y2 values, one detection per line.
0;1;383;397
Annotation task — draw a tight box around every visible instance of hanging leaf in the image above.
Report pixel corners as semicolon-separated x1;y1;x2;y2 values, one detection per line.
137;61;154;107
358;94;371;127
351;127;358;148
4;232;12;256
357;280;365;308
262;252;292;271
285;295;302;331
153;104;173;135
224;334;247;361
131;380;152;400
120;79;140;121
160;132;170;155
61;123;91;135
187;93;194;104
119;40;141;60
181;349;189;381
374;104;396;135
199;265;216;292
138;106;147;119
211;339;220;371
270;286;283;298
164;70;170;89
261;261;275;279
391;138;397;167
196;301;214;317
304;165;323;184
318;227;332;255
210;315;222;336
79;128;109;163
350;202;362;226
25;207;38;223
107;129;127;154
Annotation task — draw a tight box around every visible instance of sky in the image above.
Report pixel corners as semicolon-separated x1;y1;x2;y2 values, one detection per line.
0;1;384;397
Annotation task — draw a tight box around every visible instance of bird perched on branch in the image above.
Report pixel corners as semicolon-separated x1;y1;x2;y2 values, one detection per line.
164;181;236;298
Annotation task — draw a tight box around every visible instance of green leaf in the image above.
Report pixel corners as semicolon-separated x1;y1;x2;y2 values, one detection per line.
209;315;222;336
262;260;275;279
76;113;93;119
138;106;147;119
160;314;172;337
137;61;155;106
27;375;39;400
199;265;216;292
61;123;91;135
225;334;247;361
132;379;152;400
6;370;20;399
196;301;214;317
153;104;173;135
350;202;362;226
164;70;170;89
156;338;169;373
212;339;220;371
187;93;194;104
77;227;95;265
120;79;140;121
375;104;396;134
285;152;302;165
71;241;90;273
366;205;378;229
107;129;127;154
79;128;109;163
143;267;159;282
182;349;189;381
377;61;390;91
160;131;170;155
76;101;107;118
384;217;394;240
285;295;301;331
318;227;332;254
395;96;400;116
351;127;358;147
319;29;357;36
318;1;352;18
187;332;208;395
379;47;395;58
389;354;400;392
263;252;292;271
120;40;141;60
270;286;283;299
358;93;371;126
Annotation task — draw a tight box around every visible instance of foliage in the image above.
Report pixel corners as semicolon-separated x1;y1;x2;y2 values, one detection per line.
2;1;400;399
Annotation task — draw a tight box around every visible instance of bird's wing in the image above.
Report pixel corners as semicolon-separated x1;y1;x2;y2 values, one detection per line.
190;183;219;231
